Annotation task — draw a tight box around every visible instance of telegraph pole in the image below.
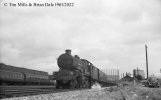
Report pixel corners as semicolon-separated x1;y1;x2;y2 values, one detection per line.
0;40;1;63
145;45;149;79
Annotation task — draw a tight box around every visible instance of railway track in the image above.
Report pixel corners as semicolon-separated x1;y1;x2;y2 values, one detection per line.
0;85;57;99
118;87;128;100
0;85;87;99
0;85;128;99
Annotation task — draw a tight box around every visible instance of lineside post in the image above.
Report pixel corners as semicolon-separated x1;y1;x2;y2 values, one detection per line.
145;44;149;79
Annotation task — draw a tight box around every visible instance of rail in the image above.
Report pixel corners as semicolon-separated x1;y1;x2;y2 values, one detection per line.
0;85;56;99
0;85;85;99
118;87;128;100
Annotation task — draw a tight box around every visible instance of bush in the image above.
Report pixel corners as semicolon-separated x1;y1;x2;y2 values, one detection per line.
135;75;143;81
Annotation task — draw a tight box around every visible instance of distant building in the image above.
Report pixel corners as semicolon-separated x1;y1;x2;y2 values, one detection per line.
103;69;120;81
133;68;145;79
150;73;161;79
120;74;138;82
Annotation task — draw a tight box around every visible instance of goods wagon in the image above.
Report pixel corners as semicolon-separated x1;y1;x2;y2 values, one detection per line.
55;49;117;89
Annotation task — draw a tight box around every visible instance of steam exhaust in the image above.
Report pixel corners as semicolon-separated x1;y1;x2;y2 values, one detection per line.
91;82;102;89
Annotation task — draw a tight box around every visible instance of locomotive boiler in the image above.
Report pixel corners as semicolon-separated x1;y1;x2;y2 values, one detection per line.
55;49;113;89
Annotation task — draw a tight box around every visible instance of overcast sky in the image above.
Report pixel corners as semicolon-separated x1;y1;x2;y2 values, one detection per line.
0;0;161;76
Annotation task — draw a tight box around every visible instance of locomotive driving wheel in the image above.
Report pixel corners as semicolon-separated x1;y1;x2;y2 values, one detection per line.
70;80;77;89
85;81;90;88
81;81;86;88
56;80;62;89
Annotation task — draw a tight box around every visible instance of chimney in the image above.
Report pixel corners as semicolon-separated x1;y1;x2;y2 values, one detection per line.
65;49;71;55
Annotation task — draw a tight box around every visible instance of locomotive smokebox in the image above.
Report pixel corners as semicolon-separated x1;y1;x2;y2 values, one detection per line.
57;49;73;70
65;49;71;55
57;49;84;70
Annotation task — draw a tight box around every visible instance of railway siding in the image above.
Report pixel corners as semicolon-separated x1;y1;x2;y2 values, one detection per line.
1;86;125;100
2;85;161;100
0;86;56;99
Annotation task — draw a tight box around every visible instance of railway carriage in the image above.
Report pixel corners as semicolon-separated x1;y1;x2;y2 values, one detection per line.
25;73;50;84
0;63;53;85
0;70;24;85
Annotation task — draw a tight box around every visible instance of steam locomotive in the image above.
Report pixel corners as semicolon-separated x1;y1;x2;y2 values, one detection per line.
0;50;117;88
0;63;55;85
55;49;115;89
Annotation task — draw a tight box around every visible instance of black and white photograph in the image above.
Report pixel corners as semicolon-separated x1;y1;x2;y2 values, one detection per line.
0;0;161;100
